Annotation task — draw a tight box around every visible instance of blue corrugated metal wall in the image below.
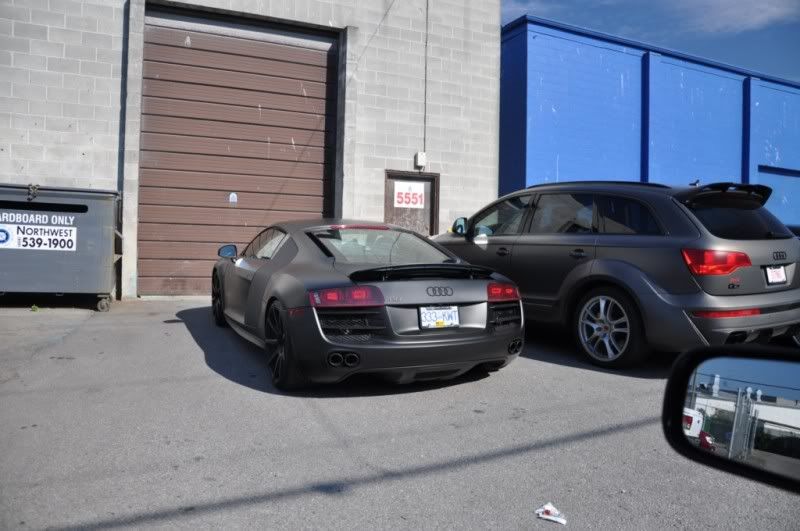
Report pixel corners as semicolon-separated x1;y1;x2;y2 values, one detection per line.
499;28;528;195
648;56;743;186
750;81;800;224
500;16;800;224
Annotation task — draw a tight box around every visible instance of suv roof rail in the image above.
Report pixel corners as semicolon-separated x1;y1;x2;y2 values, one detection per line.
525;180;671;189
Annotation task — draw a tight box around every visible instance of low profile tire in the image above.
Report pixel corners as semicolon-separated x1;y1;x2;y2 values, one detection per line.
211;273;227;327
573;287;648;368
265;301;306;391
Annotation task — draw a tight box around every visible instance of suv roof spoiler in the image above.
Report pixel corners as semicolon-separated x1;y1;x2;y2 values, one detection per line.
674;182;772;207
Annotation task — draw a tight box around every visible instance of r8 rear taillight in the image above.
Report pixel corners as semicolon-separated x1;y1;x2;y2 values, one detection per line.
681;248;752;276
487;282;519;302
309;286;384;308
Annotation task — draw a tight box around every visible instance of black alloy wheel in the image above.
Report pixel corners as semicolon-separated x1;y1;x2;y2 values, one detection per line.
265;301;305;391
211;273;227;327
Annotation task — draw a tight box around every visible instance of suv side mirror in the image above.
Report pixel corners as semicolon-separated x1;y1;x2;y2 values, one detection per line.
451;217;467;236
662;345;800;494
218;244;237;259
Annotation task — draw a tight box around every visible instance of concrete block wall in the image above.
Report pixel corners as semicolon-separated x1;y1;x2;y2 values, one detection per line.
0;0;127;192
2;0;501;297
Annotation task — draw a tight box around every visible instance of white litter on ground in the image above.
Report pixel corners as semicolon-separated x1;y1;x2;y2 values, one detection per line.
535;502;567;525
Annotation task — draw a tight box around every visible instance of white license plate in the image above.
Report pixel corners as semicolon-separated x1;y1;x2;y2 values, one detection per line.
766;265;787;285
420;306;460;329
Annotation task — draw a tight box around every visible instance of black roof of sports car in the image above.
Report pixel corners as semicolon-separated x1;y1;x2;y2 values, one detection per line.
276;219;406;234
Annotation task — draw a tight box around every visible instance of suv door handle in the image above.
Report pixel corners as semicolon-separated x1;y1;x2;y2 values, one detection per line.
496;247;510;257
570;248;587;259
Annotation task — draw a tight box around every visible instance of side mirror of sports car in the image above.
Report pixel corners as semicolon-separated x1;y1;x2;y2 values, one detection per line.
218;244;237;259
451;217;467;236
662;345;800;495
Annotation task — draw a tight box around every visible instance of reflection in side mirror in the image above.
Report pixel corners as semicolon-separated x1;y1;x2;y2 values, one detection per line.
663;346;800;494
218;244;237;258
451;217;467;236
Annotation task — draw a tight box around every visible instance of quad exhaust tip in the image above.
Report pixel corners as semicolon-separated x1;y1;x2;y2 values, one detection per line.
344;352;360;368
327;352;344;367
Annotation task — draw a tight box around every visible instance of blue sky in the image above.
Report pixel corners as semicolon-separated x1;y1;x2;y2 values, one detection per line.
697;357;800;402
502;0;800;83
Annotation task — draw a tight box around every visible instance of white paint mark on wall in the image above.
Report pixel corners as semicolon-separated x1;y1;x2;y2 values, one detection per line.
183;35;191;47
258;104;262;119
291;137;296;151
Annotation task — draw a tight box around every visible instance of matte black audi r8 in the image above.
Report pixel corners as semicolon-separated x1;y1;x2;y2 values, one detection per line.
211;220;525;390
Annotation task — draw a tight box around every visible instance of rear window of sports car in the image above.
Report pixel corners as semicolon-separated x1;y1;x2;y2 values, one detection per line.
307;227;451;264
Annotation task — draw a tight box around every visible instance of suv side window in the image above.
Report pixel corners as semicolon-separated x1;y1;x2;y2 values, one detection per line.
599;196;663;235
471;194;532;237
528;193;595;234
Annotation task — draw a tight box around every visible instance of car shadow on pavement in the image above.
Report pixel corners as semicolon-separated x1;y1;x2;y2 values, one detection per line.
175;306;490;398
521;323;675;379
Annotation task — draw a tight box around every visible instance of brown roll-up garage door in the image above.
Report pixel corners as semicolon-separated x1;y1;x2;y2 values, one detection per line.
137;12;336;295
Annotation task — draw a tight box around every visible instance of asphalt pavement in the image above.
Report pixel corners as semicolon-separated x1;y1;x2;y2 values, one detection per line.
1;299;797;529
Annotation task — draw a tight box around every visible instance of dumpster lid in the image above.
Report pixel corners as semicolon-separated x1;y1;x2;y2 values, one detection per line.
0;183;119;198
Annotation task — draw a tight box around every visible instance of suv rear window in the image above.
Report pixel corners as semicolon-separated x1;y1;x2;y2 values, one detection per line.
599;196;662;235
687;203;793;240
308;227;452;264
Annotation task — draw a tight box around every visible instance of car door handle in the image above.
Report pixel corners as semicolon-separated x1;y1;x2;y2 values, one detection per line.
570;248;587;259
496;247;510;257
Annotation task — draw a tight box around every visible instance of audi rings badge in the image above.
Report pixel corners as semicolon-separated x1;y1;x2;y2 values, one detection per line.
426;286;454;297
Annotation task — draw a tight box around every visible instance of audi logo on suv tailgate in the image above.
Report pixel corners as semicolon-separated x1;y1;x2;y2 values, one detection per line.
426;286;453;296
773;251;787;261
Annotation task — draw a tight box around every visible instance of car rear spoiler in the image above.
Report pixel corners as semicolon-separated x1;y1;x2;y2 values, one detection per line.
348;263;495;282
674;182;772;207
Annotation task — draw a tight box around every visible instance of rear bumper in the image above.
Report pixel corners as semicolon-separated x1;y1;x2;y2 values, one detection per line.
286;308;524;383
688;304;800;346
641;283;800;350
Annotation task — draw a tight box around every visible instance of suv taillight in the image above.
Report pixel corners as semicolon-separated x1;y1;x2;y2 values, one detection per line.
681;249;752;276
487;282;519;302
309;286;384;307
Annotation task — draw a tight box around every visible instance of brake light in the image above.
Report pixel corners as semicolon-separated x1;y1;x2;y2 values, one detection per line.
681;249;752;276
487;282;519;302
309;286;384;307
692;308;761;319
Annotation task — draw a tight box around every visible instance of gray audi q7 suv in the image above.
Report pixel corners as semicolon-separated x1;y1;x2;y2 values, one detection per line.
435;182;800;368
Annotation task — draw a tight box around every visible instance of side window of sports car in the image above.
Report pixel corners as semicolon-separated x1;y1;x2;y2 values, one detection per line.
470;194;532;237
242;230;265;258
255;229;287;260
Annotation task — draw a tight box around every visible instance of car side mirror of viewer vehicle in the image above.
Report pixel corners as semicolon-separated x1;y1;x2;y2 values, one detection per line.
218;244;237;259
662;345;800;494
451;217;467;236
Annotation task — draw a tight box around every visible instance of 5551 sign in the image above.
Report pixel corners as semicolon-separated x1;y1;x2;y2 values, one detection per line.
393;181;425;209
